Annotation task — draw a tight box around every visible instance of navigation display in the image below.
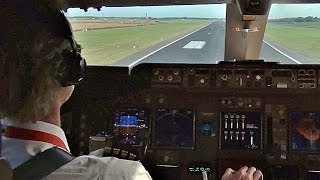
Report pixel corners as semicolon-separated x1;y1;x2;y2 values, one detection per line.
291;112;320;151
154;109;194;148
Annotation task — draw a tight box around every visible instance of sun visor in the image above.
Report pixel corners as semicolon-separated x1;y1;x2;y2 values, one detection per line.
63;0;226;10
61;0;316;10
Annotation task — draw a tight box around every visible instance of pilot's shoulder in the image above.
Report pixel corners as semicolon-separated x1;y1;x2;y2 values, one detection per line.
48;155;152;180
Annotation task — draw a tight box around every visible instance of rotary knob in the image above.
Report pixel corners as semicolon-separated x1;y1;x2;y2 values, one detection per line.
238;101;244;107
159;75;164;81
158;97;165;104
153;69;160;75
221;75;228;81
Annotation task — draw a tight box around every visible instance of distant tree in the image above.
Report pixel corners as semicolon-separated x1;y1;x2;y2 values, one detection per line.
305;16;314;22
294;17;304;22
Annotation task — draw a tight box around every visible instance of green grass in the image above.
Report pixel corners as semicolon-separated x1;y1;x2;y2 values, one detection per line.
265;22;320;59
74;20;209;65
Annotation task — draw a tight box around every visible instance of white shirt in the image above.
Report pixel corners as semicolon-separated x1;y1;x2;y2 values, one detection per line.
1;119;152;180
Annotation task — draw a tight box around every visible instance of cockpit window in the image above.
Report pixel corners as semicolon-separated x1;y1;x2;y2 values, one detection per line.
66;5;226;65
261;4;320;64
67;4;320;66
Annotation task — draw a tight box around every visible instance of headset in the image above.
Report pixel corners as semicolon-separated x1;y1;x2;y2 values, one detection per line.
6;0;87;87
53;10;87;87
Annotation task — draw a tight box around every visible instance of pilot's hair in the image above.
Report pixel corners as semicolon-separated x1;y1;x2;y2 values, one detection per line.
0;0;70;123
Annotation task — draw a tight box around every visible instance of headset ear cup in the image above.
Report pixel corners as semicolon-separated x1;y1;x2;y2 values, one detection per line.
77;53;86;82
49;10;87;87
58;49;86;87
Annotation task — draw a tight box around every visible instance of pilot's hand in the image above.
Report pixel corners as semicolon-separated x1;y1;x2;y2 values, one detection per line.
221;166;263;180
89;147;138;160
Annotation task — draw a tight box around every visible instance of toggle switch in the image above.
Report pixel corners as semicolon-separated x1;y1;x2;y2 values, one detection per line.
236;119;239;129
230;119;234;129
242;118;245;129
225;119;228;129
241;132;245;141
230;131;234;140
235;131;239;140
224;131;228;140
250;131;254;146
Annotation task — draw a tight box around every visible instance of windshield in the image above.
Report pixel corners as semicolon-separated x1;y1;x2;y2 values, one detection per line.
66;4;320;66
262;4;320;64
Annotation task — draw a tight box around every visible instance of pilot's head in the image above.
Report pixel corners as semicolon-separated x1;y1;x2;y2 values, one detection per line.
0;0;85;123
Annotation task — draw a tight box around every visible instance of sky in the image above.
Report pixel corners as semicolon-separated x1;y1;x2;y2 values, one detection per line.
65;4;320;19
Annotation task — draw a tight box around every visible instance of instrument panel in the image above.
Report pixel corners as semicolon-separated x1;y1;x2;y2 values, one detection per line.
152;65;319;89
64;62;320;180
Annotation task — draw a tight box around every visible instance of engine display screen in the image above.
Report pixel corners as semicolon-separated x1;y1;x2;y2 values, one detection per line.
119;116;138;127
220;112;262;150
154;109;194;148
291;112;320;151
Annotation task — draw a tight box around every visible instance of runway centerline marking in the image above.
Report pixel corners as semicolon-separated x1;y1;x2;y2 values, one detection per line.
263;40;302;64
183;41;206;49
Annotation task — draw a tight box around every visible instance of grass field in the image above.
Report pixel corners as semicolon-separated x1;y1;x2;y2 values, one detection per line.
265;22;320;59
72;19;210;65
70;18;158;31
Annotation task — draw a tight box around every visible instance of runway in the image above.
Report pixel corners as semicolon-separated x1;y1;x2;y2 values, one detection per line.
111;21;316;67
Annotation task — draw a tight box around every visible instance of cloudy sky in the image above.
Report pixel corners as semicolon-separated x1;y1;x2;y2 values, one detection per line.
66;4;320;19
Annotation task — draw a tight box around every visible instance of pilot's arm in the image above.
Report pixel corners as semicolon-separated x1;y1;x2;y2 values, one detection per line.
46;155;152;180
87;148;153;180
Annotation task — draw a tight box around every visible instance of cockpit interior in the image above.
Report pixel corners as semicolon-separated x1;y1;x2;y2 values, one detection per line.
7;0;320;179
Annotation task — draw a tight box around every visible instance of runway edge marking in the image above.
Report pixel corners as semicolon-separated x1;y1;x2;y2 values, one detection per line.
128;23;213;70
263;40;302;64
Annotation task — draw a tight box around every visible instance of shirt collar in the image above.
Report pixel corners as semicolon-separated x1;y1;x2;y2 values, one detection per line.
1;118;70;152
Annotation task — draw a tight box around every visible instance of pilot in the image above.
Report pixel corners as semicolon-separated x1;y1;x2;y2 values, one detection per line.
0;1;152;179
0;1;263;180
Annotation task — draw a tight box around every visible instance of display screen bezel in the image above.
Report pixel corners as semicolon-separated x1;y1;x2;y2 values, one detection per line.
113;108;149;146
152;108;196;149
219;111;263;151
290;111;320;153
